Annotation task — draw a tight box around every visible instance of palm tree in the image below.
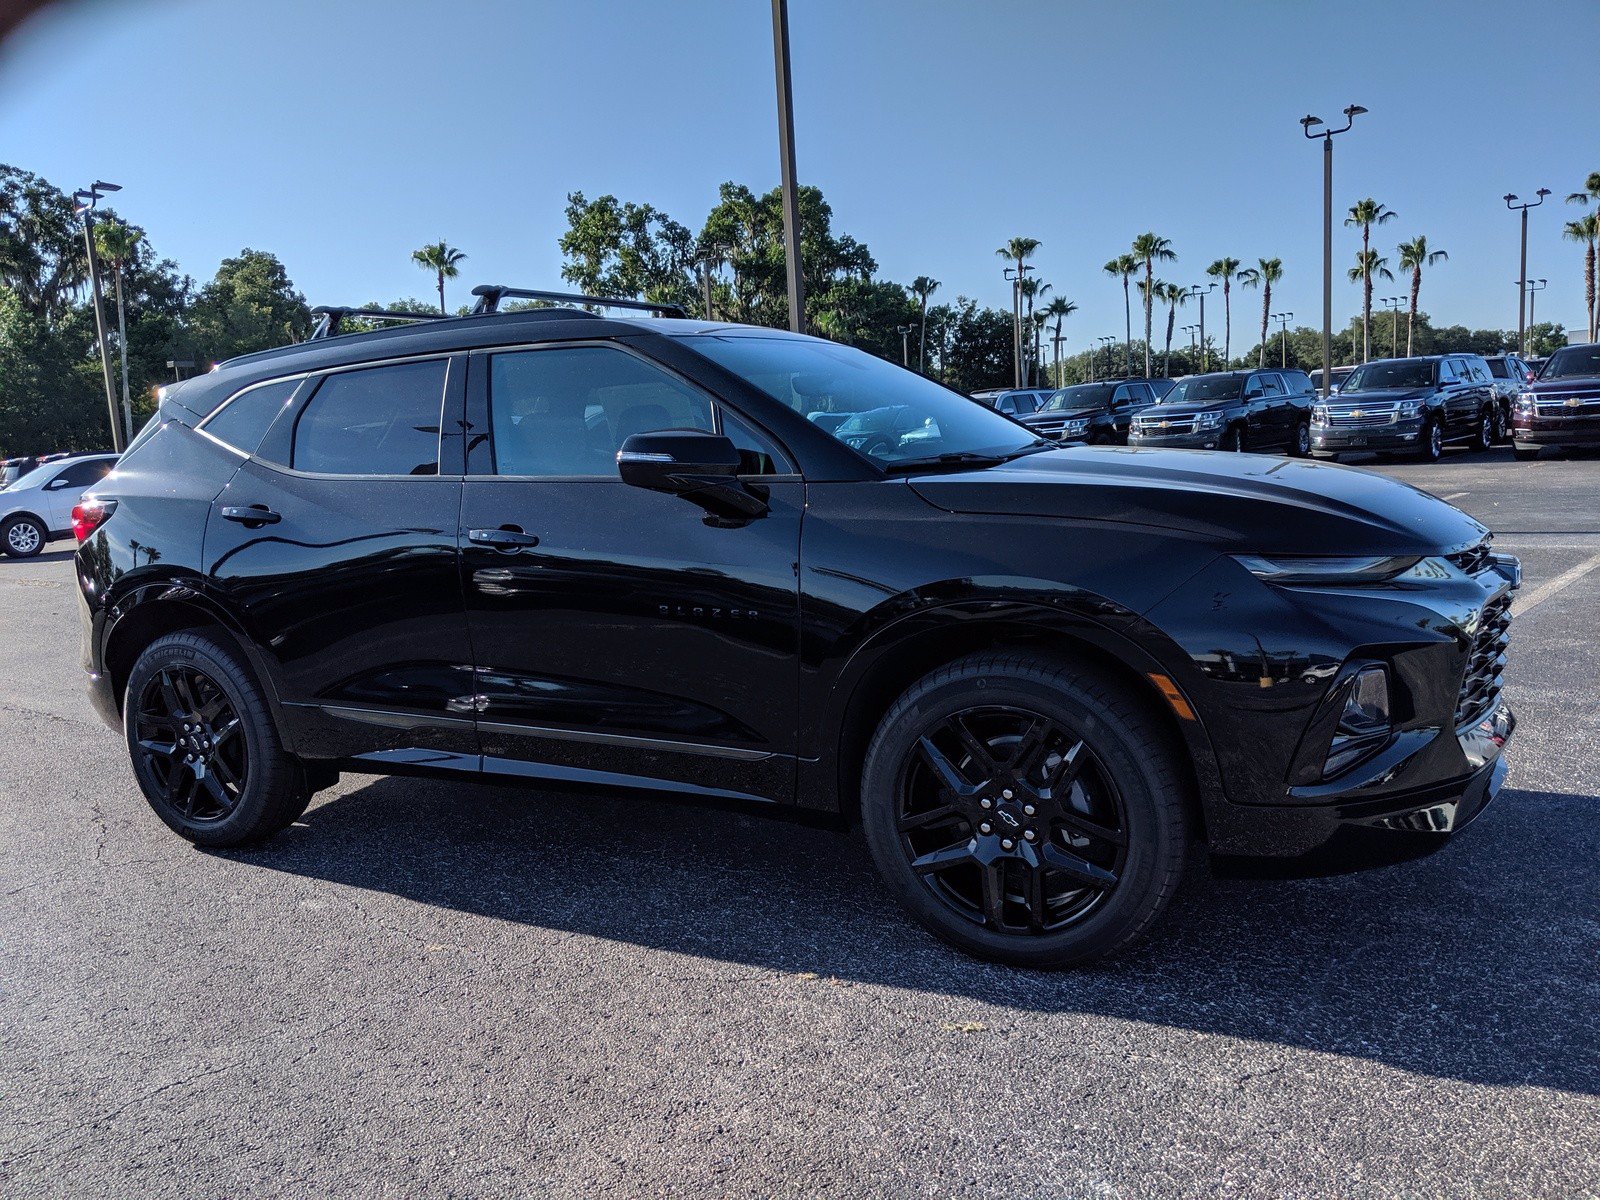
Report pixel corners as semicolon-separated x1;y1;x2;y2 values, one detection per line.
1042;296;1078;386
1103;253;1138;377
1344;199;1398;361
1236;257;1282;367
1204;258;1244;365
1395;237;1448;357
1131;233;1176;376
412;241;466;315
1156;283;1186;376
996;238;1041;385
1563;214;1599;345
94;219;142;442
1565;173;1600;340
907;276;940;372
1347;250;1395;353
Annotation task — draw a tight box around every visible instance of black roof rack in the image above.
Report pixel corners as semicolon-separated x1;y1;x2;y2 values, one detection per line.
470;285;686;319
308;306;451;341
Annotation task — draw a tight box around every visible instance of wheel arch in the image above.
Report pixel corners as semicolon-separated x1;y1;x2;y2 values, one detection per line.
813;601;1219;841
2;508;48;533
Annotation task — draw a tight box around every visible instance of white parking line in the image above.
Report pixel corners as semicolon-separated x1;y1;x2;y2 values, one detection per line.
1442;491;1468;501
1514;551;1600;616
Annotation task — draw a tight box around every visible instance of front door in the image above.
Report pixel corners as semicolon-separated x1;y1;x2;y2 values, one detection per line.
204;354;476;762
458;342;803;806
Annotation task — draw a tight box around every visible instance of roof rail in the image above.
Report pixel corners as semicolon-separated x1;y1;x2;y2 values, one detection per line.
308;306;451;341
470;285;686;319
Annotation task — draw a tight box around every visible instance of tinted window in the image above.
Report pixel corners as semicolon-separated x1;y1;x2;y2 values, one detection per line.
1259;374;1285;396
1164;375;1244;403
1111;385;1135;407
291;360;447;476
1542;345;1600;379
1045;384;1116;412
1344;360;1438;391
688;335;1038;467
204;379;299;454
1283;371;1313;393
720;409;791;476
1486;359;1509;378
489;346;712;478
53;458;115;488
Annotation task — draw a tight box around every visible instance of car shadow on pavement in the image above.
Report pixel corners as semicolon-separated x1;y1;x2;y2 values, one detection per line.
4;548;76;565
236;776;1599;1096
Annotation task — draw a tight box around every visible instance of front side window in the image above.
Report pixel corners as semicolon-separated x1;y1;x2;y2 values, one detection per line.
53;458;115;488
686;335;1038;467
291;359;447;476
204;378;300;455
488;346;713;478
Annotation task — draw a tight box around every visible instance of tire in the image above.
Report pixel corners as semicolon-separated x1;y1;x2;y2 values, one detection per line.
123;631;311;847
1290;419;1312;458
1513;445;1540;462
1471;408;1495;453
1222;426;1246;453
1417;418;1443;462
1;514;46;558
859;653;1190;968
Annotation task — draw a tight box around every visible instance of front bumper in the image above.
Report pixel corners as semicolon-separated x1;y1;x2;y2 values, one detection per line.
1511;413;1600;448
1312;417;1424;451
1129;429;1223;450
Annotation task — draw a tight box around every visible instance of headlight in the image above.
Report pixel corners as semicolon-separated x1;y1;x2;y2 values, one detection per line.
1312;405;1329;423
1194;410;1224;429
1062;418;1089;436
1325;665;1391;775
1233;554;1422;584
1515;393;1535;414
1396;399;1422;419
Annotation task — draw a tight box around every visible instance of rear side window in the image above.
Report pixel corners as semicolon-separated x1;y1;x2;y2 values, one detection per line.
53;459;114;488
487;346;712;477
204;379;299;455
1259;374;1285;396
291;360;448;476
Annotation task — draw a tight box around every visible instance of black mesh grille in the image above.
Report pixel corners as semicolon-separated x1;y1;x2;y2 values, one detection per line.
1456;591;1512;727
1447;540;1492;576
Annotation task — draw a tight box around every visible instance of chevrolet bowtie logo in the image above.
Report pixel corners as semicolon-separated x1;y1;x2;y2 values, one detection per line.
1159;420;1170;428
1351;409;1364;418
1566;398;1582;408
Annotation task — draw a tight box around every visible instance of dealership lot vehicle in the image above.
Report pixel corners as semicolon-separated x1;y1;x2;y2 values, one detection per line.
1313;355;1499;462
1511;342;1600;460
75;296;1522;968
1484;353;1535;435
1129;368;1315;453
973;387;1049;416
0;453;117;557
1020;380;1160;443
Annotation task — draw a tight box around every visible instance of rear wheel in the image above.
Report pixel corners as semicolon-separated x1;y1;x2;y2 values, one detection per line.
124;632;311;846
1;515;46;558
860;654;1190;967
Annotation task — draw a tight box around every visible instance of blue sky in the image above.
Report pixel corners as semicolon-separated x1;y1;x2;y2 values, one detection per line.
2;0;1597;350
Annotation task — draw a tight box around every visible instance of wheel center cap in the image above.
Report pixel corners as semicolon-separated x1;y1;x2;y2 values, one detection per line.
993;800;1027;832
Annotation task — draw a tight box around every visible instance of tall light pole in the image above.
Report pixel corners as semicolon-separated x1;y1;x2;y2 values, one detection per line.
1524;278;1547;348
771;0;805;332
1186;284;1216;371
1272;312;1294;368
1379;296;1404;358
1003;264;1034;387
897;325;912;366
72;181;124;452
1302;105;1367;398
1505;188;1550;355
1051;332;1065;387
1182;324;1199;358
1095;335;1114;383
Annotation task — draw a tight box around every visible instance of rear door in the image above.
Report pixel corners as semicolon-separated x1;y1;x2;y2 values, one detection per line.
203;355;476;761
457;340;804;804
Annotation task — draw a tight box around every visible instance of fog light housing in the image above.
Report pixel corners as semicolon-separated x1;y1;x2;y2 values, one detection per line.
1325;665;1391;775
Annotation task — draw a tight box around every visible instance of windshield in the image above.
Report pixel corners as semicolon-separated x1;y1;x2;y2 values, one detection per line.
1341;360;1436;392
1160;375;1242;404
1044;384;1115;412
687;335;1040;466
1541;345;1600;380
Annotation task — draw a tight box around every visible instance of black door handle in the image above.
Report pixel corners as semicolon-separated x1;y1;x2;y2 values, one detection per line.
221;505;281;526
468;526;541;551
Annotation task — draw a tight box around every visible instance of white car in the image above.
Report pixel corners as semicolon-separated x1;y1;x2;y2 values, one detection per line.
0;453;118;558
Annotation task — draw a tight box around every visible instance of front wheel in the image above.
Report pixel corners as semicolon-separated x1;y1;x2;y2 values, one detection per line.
124;631;311;846
1417;418;1444;462
1;514;46;558
1471;408;1495;453
1222;426;1246;453
1290;419;1312;457
860;654;1190;967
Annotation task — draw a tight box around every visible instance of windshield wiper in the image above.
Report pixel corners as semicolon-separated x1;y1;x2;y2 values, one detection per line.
882;441;1054;474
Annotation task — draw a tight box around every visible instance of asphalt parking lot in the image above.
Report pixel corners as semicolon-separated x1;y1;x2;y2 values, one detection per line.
2;447;1597;1198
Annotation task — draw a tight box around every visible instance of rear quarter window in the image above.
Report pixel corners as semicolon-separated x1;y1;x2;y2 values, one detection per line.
201;379;300;455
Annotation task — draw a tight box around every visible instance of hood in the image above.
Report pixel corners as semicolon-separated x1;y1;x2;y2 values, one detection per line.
1144;398;1232;416
906;446;1484;556
1022;404;1102;424
1527;375;1600;396
1329;387;1432;404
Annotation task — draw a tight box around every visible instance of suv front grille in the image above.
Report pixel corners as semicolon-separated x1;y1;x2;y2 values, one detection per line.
1134;415;1194;435
1320;403;1398;428
1534;391;1600;416
1455;590;1512;728
1447;539;1492;576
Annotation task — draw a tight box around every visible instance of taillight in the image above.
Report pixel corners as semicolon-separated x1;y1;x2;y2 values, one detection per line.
71;499;116;542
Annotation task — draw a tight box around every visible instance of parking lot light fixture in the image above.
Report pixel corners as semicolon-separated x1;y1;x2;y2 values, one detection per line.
1185;284;1216;370
1094;335;1115;382
1506;189;1551;354
1272;312;1294;368
1303;105;1366;398
1524;278;1548;345
72;181;124;452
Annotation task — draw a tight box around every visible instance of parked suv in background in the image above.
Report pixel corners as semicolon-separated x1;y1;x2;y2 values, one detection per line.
975;388;1049;417
0;453;118;557
75;293;1518;967
1483;354;1534;439
1311;355;1498;462
1129;369;1315;454
1510;342;1600;460
1021;380;1161;443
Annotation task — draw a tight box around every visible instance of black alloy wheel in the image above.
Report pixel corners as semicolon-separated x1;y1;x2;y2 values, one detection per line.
133;665;248;824
1472;408;1495;453
1292;419;1312;457
861;654;1189;967
894;706;1128;934
1419;418;1444;462
1224;426;1246;453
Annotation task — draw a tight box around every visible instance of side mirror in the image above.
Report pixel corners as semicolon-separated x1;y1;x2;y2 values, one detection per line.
617;429;767;521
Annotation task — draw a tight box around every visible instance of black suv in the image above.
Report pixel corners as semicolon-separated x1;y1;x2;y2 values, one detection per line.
1311;355;1499;462
1510;342;1600;460
75;290;1519;967
1129;369;1316;454
1020;380;1161;444
1483;354;1534;439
